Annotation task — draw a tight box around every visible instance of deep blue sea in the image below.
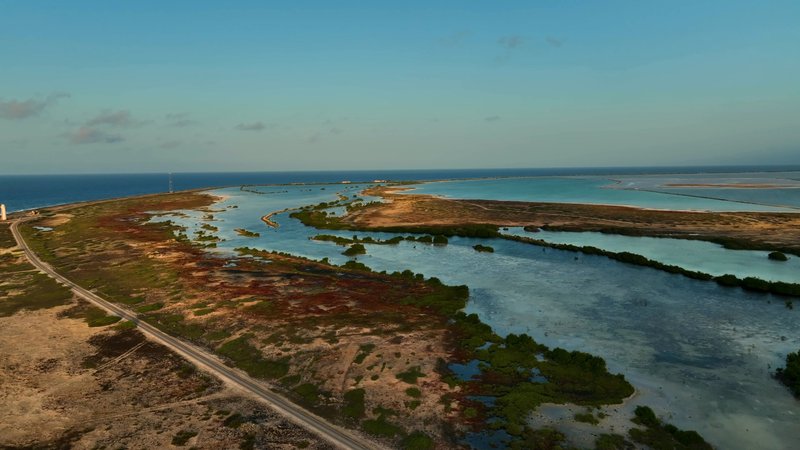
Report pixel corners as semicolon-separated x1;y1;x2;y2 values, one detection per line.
1;165;798;212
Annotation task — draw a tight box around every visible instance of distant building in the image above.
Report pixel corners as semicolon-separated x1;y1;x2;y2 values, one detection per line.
373;179;387;183
341;180;352;184
0;204;6;221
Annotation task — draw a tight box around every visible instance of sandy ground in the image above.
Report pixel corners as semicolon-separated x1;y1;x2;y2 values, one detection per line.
0;301;328;449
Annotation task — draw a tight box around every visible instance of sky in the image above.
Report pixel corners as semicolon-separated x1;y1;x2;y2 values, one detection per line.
1;0;799;174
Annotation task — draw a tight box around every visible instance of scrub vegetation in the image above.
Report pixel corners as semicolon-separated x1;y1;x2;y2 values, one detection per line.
294;190;800;300
472;244;494;253
14;190;714;449
235;228;260;237
775;349;800;398
628;406;711;450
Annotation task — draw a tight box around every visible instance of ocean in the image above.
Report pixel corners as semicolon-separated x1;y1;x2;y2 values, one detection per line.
1;165;799;213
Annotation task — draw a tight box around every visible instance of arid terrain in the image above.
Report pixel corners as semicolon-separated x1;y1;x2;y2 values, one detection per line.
0;222;328;450
1;190;718;450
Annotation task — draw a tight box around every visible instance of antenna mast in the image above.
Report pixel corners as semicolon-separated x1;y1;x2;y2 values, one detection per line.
168;172;174;193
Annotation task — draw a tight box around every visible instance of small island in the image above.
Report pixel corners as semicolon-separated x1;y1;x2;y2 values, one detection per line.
769;251;789;262
342;243;367;256
235;228;261;238
473;244;494;253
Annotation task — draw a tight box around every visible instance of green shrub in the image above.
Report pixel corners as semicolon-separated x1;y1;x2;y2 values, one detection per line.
405;387;421;398
595;433;633;450
294;383;320;403
574;412;599;425
343;243;366;256
343;388;366;419
402;431;434;450
217;335;289;379
396;366;425;384
362;416;403;437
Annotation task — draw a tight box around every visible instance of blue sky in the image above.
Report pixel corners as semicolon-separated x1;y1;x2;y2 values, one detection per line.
1;1;799;174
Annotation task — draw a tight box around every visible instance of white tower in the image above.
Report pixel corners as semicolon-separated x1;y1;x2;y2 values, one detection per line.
1;204;6;221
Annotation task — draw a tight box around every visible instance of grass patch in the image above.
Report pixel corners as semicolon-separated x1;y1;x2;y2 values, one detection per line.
294;383;320;403
243;300;273;316
193;307;215;316
205;329;232;341
217;334;289;379
113;320;137;331
402;431;434;450
116;296;144;305
343;388;366;419
574;412;599;425
362;415;403;438
0;272;73;317
0;224;17;248
77;305;121;327
146;313;205;340
135;302;164;313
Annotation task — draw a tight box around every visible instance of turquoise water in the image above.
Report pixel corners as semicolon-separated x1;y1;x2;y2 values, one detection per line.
155;185;800;450
508;228;800;284
405;177;799;212
614;172;800;209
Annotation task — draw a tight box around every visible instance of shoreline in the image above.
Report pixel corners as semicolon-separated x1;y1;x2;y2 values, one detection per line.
7;166;800;215
400;182;800;213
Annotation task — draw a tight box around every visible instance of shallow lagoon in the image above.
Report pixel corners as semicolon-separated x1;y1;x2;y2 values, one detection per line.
508;228;800;284
160;185;800;450
406;176;799;212
615;172;800;209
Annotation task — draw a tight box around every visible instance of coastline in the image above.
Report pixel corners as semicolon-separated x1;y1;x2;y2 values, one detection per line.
7;165;800;215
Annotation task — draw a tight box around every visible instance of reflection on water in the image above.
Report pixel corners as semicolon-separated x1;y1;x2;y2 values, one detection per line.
156;185;800;450
507;228;800;284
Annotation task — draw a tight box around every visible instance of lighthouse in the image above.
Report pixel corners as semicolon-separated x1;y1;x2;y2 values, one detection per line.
1;204;6;221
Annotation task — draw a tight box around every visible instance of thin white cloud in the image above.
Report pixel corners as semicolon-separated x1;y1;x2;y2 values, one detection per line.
86;110;142;127
69;127;124;144
0;92;70;120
